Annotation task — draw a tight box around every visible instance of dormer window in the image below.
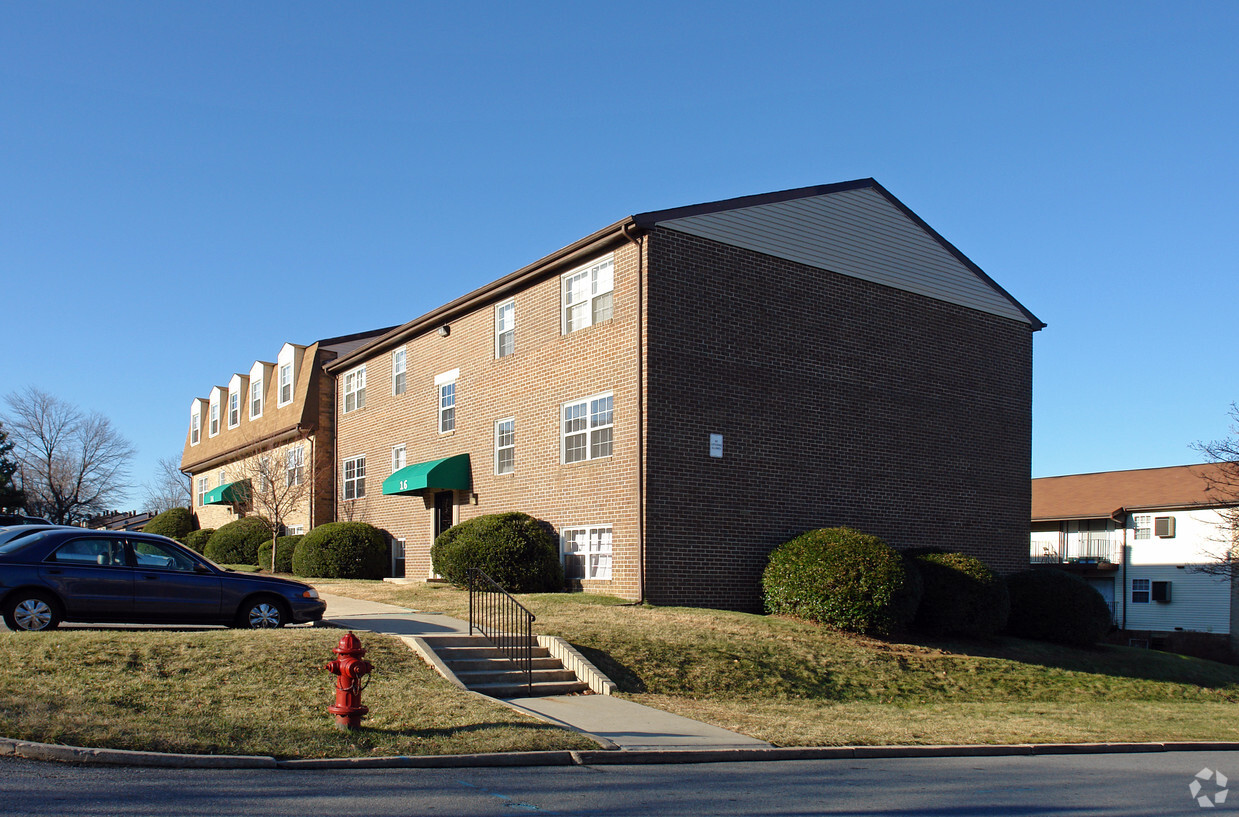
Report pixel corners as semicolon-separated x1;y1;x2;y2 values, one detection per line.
209;398;220;437
277;344;297;408
250;378;263;419
190;406;201;445
228;391;240;428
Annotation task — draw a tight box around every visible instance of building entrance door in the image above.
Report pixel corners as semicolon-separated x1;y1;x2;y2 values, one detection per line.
433;491;454;540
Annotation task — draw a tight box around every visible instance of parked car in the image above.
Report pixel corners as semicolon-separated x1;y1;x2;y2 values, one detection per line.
0;527;325;631
0;514;53;526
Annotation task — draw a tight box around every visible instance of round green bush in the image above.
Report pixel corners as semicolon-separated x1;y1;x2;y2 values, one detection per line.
203;516;270;565
143;507;195;541
292;522;387;579
1005;568;1113;646
912;552;1010;638
430;512;563;593
762;527;921;636
258;535;301;574
184;528;214;553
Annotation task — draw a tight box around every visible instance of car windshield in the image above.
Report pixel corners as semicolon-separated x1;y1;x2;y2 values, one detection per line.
0;529;57;554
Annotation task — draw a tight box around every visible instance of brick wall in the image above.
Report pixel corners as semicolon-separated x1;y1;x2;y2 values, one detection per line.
643;227;1033;611
332;241;643;596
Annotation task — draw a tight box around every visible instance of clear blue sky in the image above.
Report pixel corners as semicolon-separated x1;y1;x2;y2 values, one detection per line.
3;1;1237;509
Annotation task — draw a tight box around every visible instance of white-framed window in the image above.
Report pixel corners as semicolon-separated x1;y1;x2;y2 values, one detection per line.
218;469;227;488
436;369;459;433
190;407;201;446
278;363;293;406
562;392;613;463
286;445;305;487
256;455;272;494
495;418;515;475
197;476;208;507
286;525;305;536
343;455;366;500
250;378;263;419
391;444;406;474
495;299;515;358
562;525;612;580
561;255;614;334
1134;515;1152;540
209;401;220;437
1132;578;1151;604
228;391;240;429
343;365;366;413
392;348;407;396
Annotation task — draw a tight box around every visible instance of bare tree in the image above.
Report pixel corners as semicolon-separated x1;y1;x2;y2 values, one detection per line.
143;456;193;514
1191;402;1239;579
2;387;136;524
229;439;313;572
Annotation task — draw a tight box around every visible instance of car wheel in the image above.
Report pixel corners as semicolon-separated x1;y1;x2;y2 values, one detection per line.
237;597;286;629
4;592;62;632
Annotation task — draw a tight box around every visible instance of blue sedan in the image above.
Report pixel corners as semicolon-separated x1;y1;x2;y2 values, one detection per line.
0;526;326;631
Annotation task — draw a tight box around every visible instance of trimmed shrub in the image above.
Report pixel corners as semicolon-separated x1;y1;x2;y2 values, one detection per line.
762;527;921;636
203;516;270;566
258;535;301;574
143;507;195;542
913;552;1010;638
184;528;214;553
292;522;387;579
431;512;563;593
1005;568;1112;646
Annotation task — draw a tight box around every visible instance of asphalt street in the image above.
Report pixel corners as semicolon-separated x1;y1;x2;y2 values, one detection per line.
4;750;1237;816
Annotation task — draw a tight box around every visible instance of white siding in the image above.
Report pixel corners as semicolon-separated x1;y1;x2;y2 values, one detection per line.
1127;508;1228;565
656;187;1031;325
1125;566;1231;634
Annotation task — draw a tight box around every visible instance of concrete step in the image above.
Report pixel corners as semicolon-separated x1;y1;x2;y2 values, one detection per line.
447;656;564;672
470;680;592;698
455;668;580;685
435;646;552;661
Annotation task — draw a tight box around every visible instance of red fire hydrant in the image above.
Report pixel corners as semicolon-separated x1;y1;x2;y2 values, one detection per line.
323;631;373;730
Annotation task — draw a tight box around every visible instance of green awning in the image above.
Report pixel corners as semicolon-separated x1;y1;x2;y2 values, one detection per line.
203;479;250;505
382;454;472;496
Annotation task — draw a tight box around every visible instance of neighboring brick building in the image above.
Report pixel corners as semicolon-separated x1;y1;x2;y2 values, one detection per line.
181;329;392;534
324;179;1042;610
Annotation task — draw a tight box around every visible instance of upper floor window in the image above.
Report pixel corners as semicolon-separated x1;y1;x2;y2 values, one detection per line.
1134;515;1152;540
391;444;406;474
495;300;515;358
286;445;305;487
392;348;407;396
562;392;613;463
343;455;366;500
344;366;366;413
209;401;220;437
190;407;201;445
250;378;263;419
562;255;614;334
218;469;227;487
495;418;515;475
278;363;293;406
228;391;240;429
436;369;459;433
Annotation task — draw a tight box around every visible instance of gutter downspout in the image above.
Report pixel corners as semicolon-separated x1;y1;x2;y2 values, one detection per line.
622;222;645;605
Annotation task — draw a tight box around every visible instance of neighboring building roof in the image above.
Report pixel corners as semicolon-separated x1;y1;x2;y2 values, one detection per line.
327;178;1042;372
1032;463;1235;522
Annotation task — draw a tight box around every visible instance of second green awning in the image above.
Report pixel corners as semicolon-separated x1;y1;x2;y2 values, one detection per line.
203;479;250;505
382;454;472;496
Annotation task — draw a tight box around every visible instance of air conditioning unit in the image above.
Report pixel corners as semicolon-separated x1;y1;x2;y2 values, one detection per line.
1152;581;1172;602
1154;516;1176;538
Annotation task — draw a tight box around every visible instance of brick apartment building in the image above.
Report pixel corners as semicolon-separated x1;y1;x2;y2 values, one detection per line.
181;330;392;533
322;178;1043;610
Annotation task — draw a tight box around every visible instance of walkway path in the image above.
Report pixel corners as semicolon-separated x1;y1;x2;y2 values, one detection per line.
320;592;770;751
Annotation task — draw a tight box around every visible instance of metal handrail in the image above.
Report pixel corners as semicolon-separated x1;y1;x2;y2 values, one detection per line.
467;567;536;695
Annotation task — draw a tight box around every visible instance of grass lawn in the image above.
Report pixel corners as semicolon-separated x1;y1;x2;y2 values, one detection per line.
312;579;1239;746
0;627;597;758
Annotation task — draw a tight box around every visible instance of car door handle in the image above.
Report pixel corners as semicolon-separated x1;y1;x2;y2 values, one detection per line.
142;574;159;580
46;568;62;575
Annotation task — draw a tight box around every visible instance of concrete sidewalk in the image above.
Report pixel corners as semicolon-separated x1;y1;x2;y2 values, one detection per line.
320;592;769;751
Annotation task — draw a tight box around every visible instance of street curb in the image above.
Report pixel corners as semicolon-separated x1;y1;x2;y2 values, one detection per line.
5;736;1239;770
